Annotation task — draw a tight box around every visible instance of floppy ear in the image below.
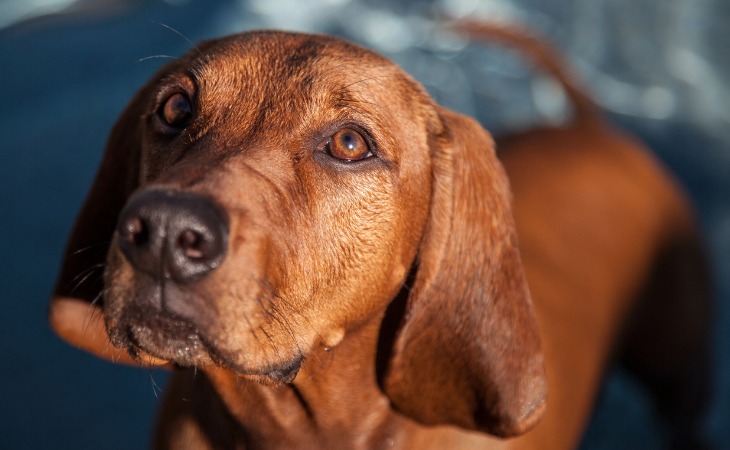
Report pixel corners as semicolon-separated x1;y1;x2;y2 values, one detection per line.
48;88;148;365
383;108;547;437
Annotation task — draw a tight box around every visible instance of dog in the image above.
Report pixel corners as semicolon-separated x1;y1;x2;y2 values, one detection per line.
49;23;711;449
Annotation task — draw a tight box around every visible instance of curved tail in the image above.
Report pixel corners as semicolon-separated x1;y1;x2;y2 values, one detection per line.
454;20;598;122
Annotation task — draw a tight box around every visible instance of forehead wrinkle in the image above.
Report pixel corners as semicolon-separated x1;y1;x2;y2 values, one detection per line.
192;39;335;144
186;53;265;150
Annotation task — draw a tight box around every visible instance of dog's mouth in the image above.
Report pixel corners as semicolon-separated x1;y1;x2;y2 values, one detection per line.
106;300;305;383
107;306;215;367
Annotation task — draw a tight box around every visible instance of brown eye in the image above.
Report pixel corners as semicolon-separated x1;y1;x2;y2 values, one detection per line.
160;92;192;128
327;128;371;161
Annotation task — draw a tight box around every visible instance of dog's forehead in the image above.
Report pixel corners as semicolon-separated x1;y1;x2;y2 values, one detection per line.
151;30;432;165
140;30;436;178
188;32;402;96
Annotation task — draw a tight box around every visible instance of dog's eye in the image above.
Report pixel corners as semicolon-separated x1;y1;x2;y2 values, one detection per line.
160;93;193;129
326;128;371;161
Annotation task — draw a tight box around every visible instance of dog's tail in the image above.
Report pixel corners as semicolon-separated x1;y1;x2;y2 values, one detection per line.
454;20;597;123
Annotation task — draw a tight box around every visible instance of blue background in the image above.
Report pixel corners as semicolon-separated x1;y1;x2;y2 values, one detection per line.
1;0;728;448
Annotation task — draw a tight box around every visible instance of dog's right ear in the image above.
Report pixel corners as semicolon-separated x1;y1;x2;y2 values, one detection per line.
48;87;149;364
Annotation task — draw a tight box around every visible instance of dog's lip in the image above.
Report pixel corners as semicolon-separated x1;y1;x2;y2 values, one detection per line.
108;308;308;379
263;355;304;383
204;343;306;383
130;348;170;367
128;323;214;367
107;308;216;367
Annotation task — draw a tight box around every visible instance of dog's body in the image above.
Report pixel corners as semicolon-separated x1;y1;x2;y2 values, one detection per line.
50;25;710;449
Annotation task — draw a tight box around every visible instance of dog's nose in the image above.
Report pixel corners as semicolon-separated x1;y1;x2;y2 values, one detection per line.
117;189;229;283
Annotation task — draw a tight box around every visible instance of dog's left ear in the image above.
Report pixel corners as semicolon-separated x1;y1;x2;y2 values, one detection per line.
48;87;148;364
383;108;547;437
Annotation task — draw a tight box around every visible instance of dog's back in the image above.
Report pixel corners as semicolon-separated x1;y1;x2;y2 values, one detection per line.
462;22;712;448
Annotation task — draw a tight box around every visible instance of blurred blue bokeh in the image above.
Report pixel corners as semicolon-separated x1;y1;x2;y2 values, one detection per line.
1;0;728;448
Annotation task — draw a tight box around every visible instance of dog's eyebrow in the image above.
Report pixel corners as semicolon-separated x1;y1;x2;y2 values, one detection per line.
339;74;399;90
332;73;404;110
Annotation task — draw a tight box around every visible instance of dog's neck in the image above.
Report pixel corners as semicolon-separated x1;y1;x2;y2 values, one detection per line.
203;315;410;449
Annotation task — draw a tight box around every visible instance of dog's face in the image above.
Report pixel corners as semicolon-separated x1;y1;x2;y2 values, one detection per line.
55;30;546;437
103;32;434;381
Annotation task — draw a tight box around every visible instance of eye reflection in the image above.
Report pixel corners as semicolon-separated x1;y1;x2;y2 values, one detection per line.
160;93;193;128
327;128;371;161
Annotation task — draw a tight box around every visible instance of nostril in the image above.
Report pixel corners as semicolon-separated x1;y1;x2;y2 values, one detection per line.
117;188;228;283
120;216;148;247
177;229;205;260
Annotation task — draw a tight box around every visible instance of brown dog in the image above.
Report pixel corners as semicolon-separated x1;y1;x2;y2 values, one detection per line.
49;24;710;449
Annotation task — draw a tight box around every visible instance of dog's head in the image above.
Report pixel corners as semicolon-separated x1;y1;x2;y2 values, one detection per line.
52;31;545;437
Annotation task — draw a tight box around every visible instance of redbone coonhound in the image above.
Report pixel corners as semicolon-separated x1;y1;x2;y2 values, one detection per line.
49;23;711;449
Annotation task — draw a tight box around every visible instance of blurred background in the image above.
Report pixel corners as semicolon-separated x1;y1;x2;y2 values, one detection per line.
1;0;728;448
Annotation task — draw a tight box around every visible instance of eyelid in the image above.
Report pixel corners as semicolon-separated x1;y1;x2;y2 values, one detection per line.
149;76;198;134
152;75;197;114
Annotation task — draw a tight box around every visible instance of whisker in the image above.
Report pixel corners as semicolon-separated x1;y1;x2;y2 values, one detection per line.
149;372;164;400
230;282;265;351
81;301;105;339
256;325;288;370
269;287;325;347
268;302;305;358
69;242;108;257
136;55;178;63
151;20;201;55
79;288;108;347
271;301;310;351
90;288;105;307
246;280;296;367
112;348;123;364
67;263;106;294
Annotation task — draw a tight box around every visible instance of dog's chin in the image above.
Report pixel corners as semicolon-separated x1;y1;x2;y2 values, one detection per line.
107;311;216;368
107;308;306;383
